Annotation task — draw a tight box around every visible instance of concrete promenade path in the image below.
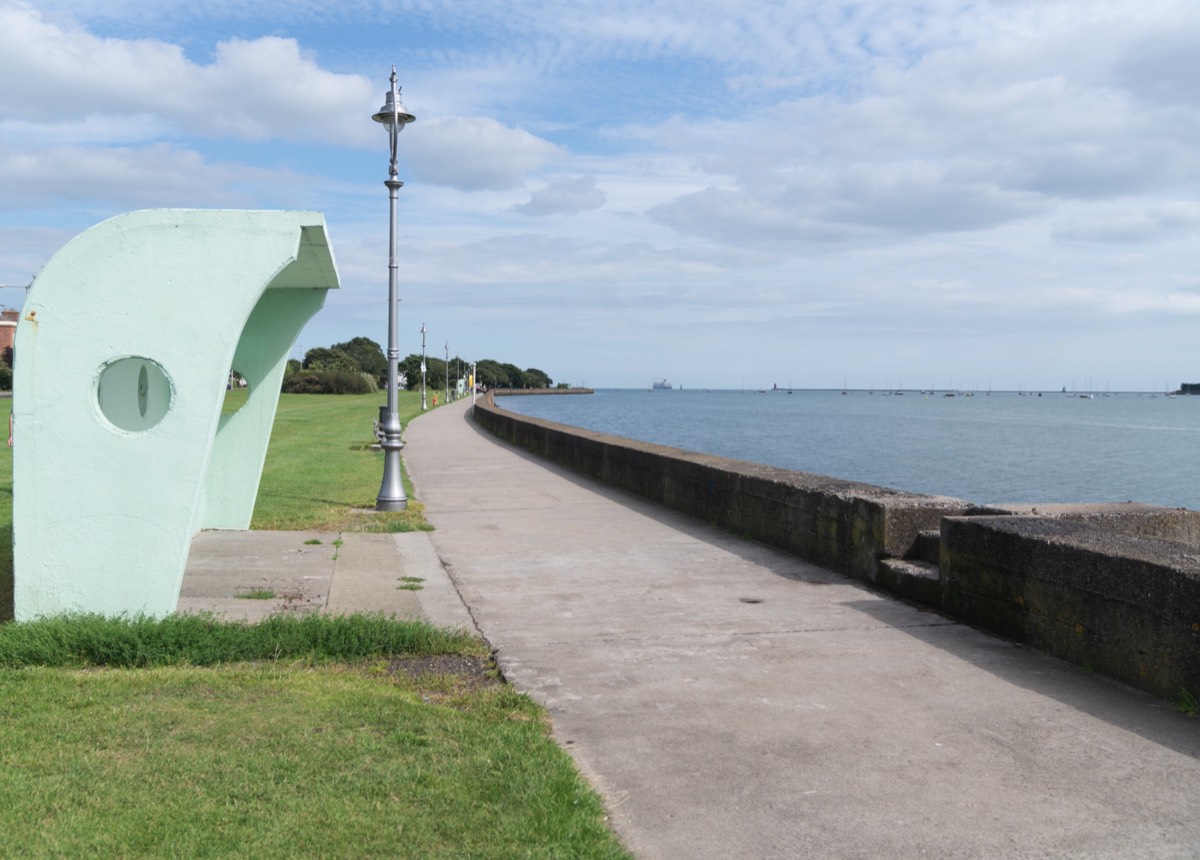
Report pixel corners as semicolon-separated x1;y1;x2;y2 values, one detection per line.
403;398;1200;860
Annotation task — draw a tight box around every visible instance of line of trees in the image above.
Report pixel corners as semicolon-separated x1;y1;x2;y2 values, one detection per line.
282;336;554;394
399;355;551;392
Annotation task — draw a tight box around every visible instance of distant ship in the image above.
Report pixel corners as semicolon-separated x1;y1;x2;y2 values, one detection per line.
652;378;673;390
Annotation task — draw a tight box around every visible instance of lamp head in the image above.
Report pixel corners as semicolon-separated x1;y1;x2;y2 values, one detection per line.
373;66;415;178
372;88;416;128
372;66;416;128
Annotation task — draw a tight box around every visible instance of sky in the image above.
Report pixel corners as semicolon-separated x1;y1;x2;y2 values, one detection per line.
2;0;1199;391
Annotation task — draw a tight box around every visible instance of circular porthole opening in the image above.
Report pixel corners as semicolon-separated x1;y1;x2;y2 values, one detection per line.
97;357;173;432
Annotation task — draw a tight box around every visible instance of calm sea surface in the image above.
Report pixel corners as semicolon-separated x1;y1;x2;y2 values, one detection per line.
499;389;1200;510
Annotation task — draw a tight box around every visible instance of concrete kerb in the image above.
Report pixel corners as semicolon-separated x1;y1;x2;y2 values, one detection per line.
388;531;477;631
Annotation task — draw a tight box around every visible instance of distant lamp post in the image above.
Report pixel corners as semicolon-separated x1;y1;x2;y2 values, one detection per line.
420;322;427;411
444;341;450;404
371;65;415;511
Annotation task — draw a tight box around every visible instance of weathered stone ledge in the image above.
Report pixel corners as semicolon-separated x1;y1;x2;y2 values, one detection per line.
940;508;1200;701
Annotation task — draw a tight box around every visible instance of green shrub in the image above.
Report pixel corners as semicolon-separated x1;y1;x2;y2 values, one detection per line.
357;372;379;393
302;346;359;373
280;369;375;395
281;372;326;394
0;363;11;391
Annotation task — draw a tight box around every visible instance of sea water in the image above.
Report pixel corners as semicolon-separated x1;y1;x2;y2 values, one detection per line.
499;389;1200;510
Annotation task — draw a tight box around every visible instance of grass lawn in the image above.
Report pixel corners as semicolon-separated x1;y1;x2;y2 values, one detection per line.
0;393;633;858
1;666;621;858
245;388;430;532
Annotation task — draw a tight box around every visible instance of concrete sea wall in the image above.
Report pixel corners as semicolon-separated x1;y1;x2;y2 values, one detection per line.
939;507;1200;704
472;395;1200;702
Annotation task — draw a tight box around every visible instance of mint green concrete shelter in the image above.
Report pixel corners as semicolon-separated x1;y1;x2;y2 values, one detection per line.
12;210;340;619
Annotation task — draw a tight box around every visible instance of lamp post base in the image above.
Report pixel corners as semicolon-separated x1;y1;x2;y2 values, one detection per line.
375;435;407;511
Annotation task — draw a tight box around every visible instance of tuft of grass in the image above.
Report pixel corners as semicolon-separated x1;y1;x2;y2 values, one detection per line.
0;613;487;669
235;588;277;600
1175;688;1199;716
303;538;323;545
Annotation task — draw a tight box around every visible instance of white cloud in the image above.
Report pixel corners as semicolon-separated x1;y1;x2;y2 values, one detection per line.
649;167;1046;247
819;164;1046;233
609;0;1200;269
1052;202;1200;244
403;116;562;191
0;2;564;195
0;114;174;147
1114;13;1200;107
0;3;375;145
514;174;606;216
0;143;311;209
0;225;75;287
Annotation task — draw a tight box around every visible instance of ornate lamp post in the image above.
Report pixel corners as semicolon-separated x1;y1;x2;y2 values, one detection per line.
371;66;415;511
420;322;427;411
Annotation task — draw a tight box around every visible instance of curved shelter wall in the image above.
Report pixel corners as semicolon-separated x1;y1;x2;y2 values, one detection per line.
12;209;339;619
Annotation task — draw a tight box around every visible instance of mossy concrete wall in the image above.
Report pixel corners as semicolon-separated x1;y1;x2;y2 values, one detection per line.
474;397;1200;702
940;511;1200;701
473;396;970;582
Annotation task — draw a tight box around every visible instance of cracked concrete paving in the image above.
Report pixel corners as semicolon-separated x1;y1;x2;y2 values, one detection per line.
180;529;473;632
404;398;1200;860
